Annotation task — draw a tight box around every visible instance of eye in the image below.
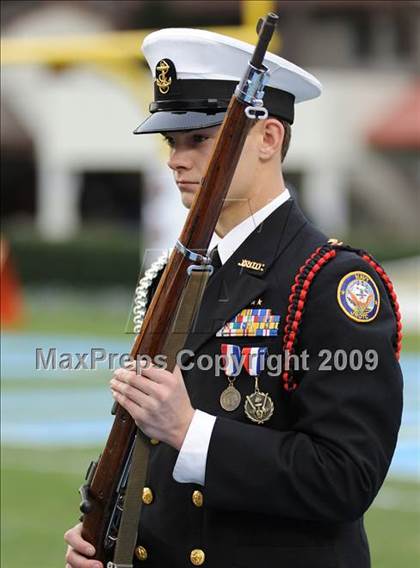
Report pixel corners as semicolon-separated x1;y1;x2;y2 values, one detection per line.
162;136;175;148
192;134;209;144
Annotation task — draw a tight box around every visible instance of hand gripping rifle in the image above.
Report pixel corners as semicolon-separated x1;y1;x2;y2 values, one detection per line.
78;12;278;566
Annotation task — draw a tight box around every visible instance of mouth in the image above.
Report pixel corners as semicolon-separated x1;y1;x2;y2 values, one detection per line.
176;180;200;191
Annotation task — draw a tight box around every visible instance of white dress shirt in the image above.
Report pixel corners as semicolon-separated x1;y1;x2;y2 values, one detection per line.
173;188;291;485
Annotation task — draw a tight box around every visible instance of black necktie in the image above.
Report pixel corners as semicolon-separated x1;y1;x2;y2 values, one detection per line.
209;246;222;274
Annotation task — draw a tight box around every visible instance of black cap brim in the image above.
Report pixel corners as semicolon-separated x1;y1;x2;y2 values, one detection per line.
133;110;226;135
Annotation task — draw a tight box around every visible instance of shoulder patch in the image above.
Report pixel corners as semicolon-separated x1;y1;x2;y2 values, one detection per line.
337;271;380;323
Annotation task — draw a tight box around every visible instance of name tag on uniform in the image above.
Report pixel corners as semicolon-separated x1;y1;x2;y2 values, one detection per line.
237;258;266;273
216;308;280;337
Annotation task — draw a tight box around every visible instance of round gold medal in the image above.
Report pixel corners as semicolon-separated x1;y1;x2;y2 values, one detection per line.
220;385;241;412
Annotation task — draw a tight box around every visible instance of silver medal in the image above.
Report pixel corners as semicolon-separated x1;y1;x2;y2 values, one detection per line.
220;384;241;412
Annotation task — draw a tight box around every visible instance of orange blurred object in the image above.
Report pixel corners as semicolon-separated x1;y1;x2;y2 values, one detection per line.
368;82;420;150
1;238;24;327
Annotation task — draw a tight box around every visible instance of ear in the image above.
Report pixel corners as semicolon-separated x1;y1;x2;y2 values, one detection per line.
259;118;284;161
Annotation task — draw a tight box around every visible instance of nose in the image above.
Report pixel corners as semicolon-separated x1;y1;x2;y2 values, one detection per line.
167;147;193;173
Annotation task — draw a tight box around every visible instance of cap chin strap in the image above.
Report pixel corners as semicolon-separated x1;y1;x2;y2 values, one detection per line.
151;79;295;124
149;98;229;113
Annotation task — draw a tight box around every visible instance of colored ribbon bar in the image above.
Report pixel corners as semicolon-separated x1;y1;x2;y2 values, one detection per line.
220;344;242;376
242;346;268;376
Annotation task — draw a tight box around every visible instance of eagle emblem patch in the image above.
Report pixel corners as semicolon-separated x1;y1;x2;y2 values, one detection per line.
337;271;380;323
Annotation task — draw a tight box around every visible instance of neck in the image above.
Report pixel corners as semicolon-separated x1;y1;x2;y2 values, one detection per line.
215;168;286;238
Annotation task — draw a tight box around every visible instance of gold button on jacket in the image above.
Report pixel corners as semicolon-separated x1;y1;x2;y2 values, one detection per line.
190;548;205;565
150;438;160;445
192;490;203;507
135;545;148;561
142;487;154;505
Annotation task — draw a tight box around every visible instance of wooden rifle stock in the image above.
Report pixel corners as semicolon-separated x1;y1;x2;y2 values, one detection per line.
79;13;278;564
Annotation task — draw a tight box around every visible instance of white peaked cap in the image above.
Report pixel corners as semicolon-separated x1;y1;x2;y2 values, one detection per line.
134;27;322;134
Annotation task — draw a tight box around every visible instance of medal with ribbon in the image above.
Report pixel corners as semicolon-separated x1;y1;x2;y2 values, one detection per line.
220;344;242;411
242;346;274;424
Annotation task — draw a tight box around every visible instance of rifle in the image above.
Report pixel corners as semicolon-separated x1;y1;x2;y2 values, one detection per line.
78;12;278;565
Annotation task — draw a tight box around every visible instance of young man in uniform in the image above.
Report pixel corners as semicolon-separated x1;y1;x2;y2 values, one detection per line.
65;28;403;568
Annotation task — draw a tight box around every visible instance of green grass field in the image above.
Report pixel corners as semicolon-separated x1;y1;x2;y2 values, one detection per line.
1;445;419;568
2;289;419;567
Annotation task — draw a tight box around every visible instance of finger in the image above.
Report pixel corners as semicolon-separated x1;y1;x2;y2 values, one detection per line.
139;363;172;384
64;525;95;557
65;547;103;568
114;360;153;379
111;372;159;397
137;375;160;396
123;359;136;370
112;389;148;420
111;381;154;409
113;368;136;383
113;384;159;413
173;364;184;380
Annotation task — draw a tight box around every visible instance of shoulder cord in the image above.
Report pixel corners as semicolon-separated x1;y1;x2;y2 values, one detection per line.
281;242;402;392
359;250;403;359
133;252;169;333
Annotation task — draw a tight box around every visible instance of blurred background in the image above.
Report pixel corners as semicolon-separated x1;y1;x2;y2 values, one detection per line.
1;1;419;567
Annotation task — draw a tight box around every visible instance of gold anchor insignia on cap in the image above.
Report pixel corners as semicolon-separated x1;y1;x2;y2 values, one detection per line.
156;59;172;94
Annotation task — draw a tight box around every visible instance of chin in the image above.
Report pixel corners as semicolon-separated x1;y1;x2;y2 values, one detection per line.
180;189;199;209
181;194;194;209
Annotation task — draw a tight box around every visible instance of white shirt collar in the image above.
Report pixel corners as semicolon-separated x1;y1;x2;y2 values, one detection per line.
209;188;291;264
